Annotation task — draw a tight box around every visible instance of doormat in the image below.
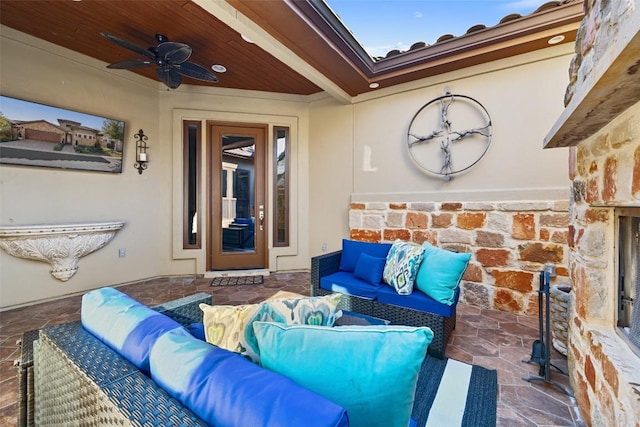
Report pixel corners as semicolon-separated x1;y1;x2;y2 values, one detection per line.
210;275;264;287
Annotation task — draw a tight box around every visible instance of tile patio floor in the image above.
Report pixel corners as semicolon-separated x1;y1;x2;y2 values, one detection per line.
0;272;585;426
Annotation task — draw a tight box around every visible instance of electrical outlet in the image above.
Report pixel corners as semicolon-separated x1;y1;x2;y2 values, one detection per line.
321;243;327;252
118;248;126;258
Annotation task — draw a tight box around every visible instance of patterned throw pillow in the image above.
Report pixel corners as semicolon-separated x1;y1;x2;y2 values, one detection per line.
200;293;341;364
382;240;425;295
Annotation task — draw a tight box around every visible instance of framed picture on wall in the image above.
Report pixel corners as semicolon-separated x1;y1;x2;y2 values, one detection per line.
0;95;125;173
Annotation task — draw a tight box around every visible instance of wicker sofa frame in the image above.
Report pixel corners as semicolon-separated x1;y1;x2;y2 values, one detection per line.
21;292;212;427
311;251;457;359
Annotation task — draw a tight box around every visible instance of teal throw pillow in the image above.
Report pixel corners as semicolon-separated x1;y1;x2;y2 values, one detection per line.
253;322;433;427
382;240;424;295
415;242;471;305
353;253;387;285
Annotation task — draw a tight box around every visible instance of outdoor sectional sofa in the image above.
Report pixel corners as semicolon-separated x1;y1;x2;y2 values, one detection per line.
19;288;466;427
311;239;468;359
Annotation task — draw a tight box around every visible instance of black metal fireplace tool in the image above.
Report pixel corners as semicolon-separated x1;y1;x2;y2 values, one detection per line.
522;270;574;397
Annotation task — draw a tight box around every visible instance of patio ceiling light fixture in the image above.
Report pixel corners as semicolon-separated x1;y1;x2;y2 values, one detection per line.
548;35;565;45
134;129;149;175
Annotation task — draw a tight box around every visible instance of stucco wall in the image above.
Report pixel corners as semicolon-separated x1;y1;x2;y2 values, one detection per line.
0;27;313;308
308;44;575;257
0;28;164;308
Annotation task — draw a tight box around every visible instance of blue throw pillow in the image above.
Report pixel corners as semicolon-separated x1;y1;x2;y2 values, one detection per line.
353;253;387;285
253;322;433;427
415;242;471;305
339;239;392;273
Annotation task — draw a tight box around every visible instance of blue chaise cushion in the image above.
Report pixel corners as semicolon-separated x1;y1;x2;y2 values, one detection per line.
80;287;184;375
150;327;349;427
339;239;392;273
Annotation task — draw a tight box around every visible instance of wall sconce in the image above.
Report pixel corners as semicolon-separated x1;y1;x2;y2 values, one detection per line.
134;129;148;175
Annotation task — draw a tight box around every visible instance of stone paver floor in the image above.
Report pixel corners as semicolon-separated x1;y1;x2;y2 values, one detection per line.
0;271;584;426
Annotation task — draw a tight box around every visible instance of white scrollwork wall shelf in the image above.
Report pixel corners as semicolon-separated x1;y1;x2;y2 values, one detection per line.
0;221;125;281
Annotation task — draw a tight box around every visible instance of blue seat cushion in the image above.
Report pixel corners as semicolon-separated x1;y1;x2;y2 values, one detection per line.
339;239;392;273
150;328;349;427
320;271;386;299
375;286;458;318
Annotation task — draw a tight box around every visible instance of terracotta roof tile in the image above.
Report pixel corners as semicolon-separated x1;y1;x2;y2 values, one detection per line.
374;0;581;61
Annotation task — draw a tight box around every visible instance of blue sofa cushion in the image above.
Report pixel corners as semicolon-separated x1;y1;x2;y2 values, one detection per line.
81;287;184;375
320;271;386;299
353;253;387;285
339;239;392;273
375;286;458;318
150;327;349;427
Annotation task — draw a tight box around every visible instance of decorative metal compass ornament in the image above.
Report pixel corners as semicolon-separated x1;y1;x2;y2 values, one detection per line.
407;91;492;180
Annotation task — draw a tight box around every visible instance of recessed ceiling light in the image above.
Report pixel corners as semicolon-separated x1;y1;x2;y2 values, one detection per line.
212;64;227;73
241;34;254;44
369;83;380;89
548;35;565;45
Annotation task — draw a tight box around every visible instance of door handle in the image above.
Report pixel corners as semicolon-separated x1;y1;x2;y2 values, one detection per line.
258;207;264;231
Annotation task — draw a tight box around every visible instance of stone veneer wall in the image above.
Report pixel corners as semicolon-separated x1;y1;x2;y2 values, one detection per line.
567;103;640;426
555;0;640;424
349;200;569;315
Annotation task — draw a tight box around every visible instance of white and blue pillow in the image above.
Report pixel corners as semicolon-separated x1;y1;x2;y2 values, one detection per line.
383;240;425;295
199;294;342;364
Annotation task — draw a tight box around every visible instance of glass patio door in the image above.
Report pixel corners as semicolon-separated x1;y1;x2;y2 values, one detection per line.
208;123;266;270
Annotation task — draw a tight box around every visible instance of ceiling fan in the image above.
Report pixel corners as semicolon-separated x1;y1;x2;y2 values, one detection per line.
100;32;219;89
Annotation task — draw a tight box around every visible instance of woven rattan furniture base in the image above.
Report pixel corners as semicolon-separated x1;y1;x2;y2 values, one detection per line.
311;250;456;359
27;292;211;427
16;329;39;427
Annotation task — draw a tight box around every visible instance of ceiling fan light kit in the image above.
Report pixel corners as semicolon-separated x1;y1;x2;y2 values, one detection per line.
101;32;220;89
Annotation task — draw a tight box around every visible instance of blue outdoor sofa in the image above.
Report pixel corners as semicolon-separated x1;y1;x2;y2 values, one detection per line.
312;239;469;359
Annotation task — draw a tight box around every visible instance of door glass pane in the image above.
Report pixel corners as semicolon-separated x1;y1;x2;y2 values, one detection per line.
221;135;255;253
274;127;289;246
183;121;200;249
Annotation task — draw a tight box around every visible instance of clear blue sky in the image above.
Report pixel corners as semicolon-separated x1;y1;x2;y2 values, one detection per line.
326;0;549;57
0;96;112;130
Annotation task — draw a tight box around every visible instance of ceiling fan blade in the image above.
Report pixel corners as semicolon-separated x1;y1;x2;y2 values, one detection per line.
107;59;153;69
100;32;153;58
175;62;219;83
157;42;192;64
156;67;182;89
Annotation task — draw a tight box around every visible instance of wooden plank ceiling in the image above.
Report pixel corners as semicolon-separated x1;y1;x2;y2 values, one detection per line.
0;0;584;98
0;0;322;95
